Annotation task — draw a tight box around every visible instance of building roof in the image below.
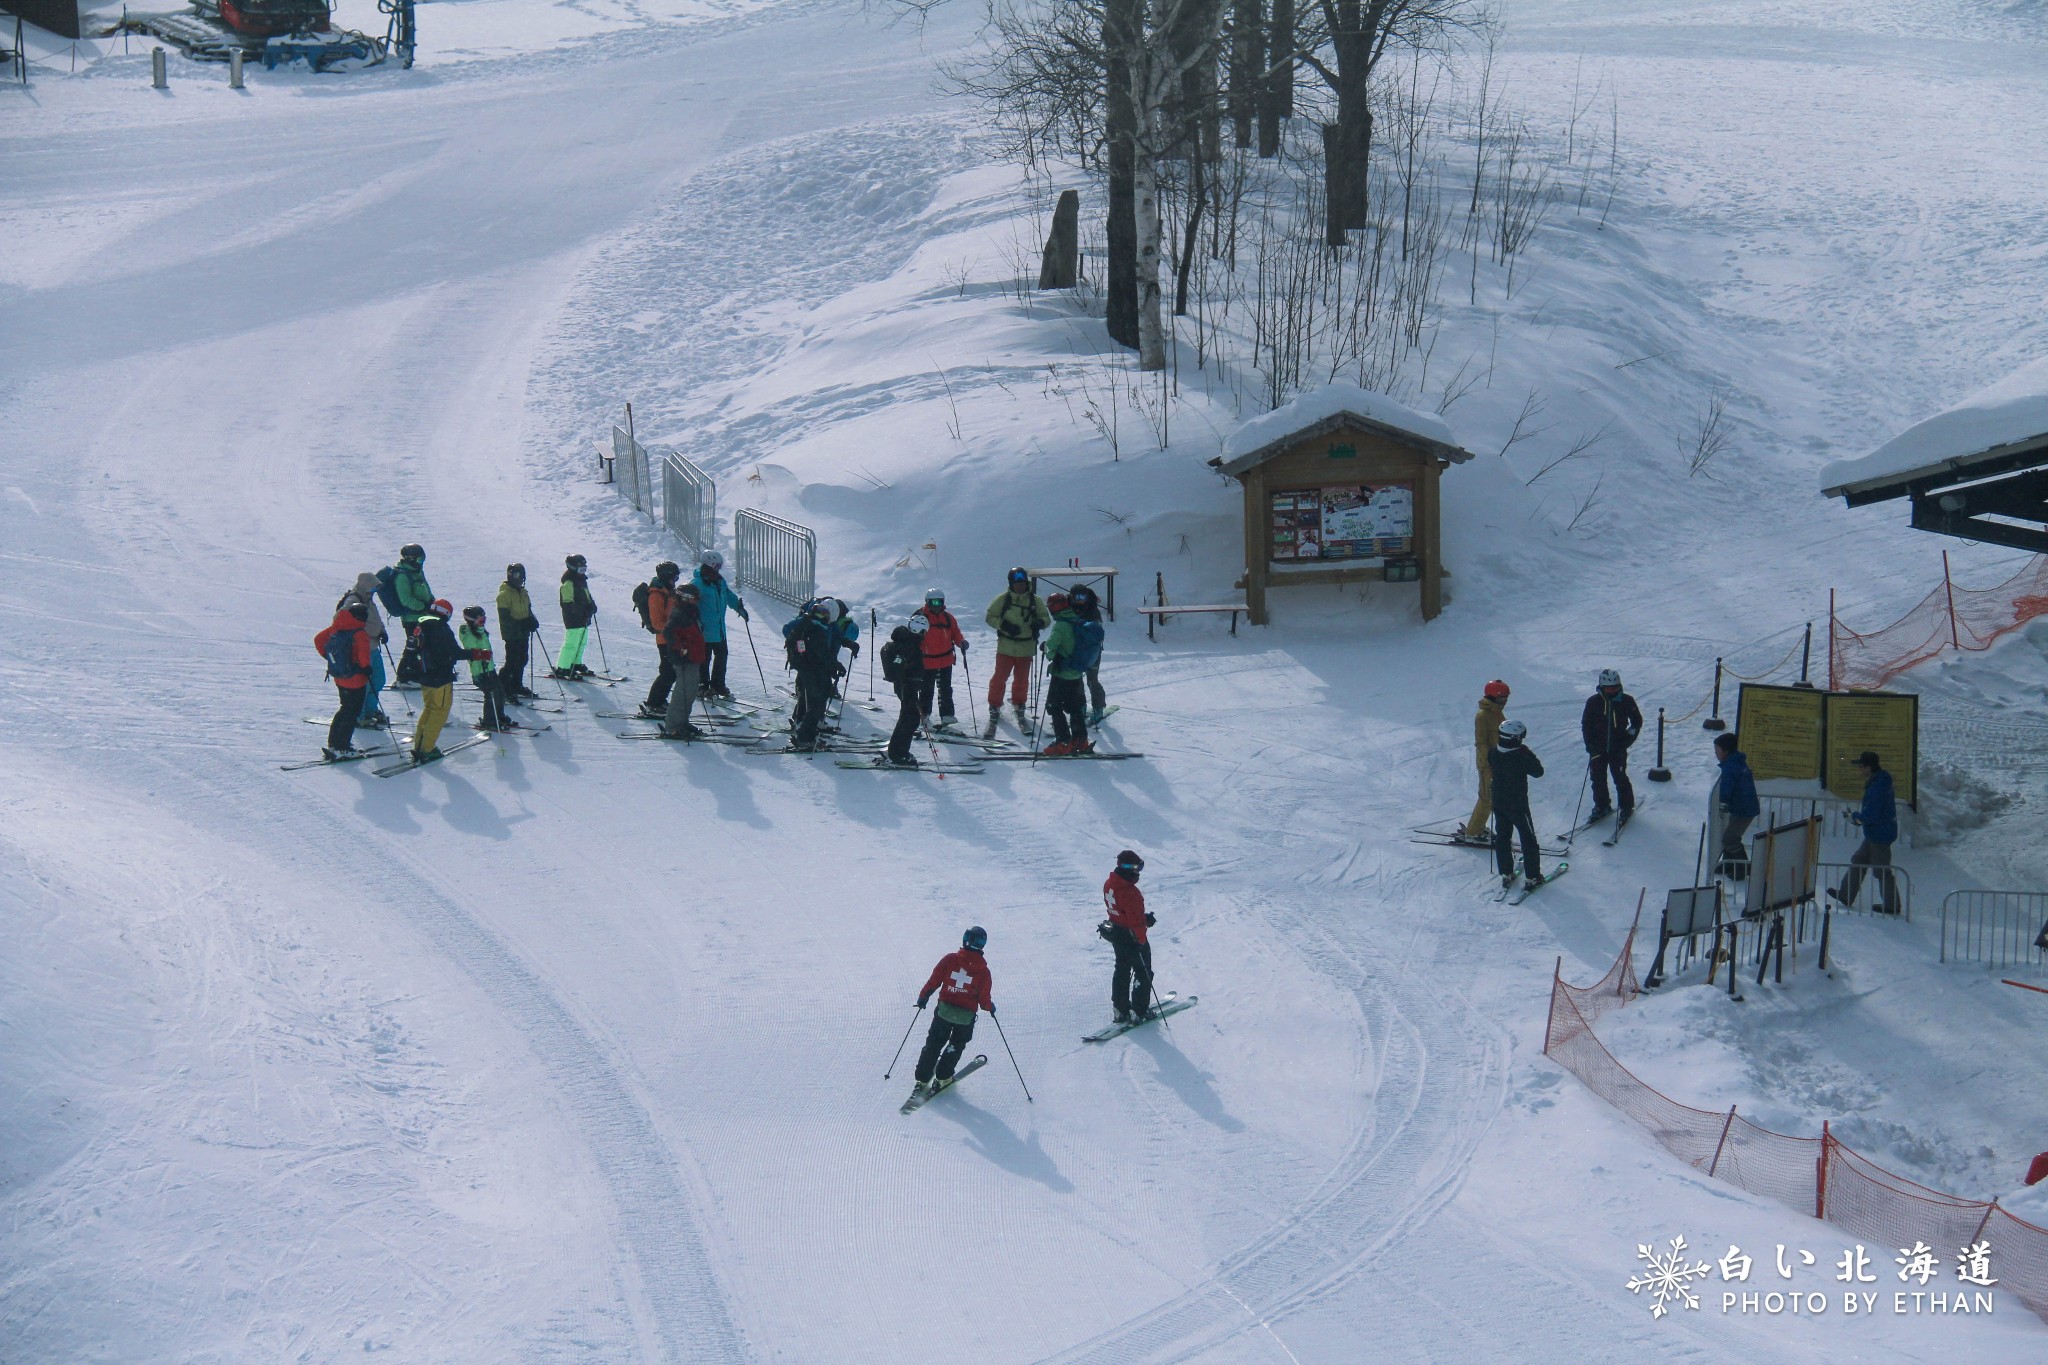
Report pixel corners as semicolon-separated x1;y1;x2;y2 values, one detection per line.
1211;382;1472;478
1821;355;2048;504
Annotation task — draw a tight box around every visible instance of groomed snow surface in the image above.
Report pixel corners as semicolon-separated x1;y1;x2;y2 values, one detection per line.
5;0;2048;1359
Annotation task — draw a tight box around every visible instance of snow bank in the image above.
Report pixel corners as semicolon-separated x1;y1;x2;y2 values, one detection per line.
1821;354;2048;495
1219;381;1465;469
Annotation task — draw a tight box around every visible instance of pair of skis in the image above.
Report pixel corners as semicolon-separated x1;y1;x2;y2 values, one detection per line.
900;1055;989;1113
899;994;1201;1115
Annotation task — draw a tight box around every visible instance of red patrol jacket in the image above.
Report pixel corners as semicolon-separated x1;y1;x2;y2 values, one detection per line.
1104;873;1147;945
919;949;993;1012
918;606;969;670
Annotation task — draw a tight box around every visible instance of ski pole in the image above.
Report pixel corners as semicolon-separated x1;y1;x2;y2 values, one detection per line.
1028;652;1049;766
884;1005;924;1079
593;616;612;674
868;607;877;702
378;635;416;719
533;628;568;701
989;1009;1033;1102
742;614;770;697
915;696;948;781
961;651;980;735
1562;760;1591;852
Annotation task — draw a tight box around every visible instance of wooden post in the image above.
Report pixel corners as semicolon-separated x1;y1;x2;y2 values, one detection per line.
1420;458;1443;620
1827;589;1837;690
1816;1119;1830;1218
1942;550;1962;648
1708;1106;1738;1178
1541;956;1562;1054
1970;1197;1999;1245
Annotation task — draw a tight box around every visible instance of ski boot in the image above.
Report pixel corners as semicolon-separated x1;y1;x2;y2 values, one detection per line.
1087;708;1107;727
356;712;390;731
1041;740;1073;757
981;714;1000;740
1072;739;1095;756
322;746;358;761
1011;703;1032;731
636;702;667;720
881;752;920;769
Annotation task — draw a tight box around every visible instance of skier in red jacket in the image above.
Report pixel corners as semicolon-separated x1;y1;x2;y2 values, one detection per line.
912;926;995;1097
915;588;970;730
1100;850;1155;1023
313;603;375;759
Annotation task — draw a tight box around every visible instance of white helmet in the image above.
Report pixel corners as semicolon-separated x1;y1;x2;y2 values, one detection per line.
905;615;929;634
700;550;724;570
1499;719;1528;744
1598;668;1621;688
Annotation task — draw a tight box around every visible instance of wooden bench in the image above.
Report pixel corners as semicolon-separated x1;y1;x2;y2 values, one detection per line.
1138;604;1245;641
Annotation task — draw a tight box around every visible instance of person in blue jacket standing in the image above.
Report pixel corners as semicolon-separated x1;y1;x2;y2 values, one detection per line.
1832;750;1900;914
1712;733;1760;879
690;550;750;701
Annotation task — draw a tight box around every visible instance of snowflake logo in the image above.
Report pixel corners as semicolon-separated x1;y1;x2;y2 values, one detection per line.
1627;1236;1713;1318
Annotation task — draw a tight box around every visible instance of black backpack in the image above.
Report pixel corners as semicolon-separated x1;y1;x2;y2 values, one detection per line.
323;625;362;681
632;582;653;631
880;631;916;685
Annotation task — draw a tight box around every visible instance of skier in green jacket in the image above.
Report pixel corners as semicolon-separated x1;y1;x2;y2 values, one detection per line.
983;567;1050;738
458;606;511;731
391;543;434;681
496;563;540;700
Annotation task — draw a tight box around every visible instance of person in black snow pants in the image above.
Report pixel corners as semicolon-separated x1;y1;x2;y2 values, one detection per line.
878;615;928;768
1581;668;1643;821
1489;718;1546;889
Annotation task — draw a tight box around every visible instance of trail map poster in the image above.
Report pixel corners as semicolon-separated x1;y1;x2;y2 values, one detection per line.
1735;684;1826;783
1824;691;1918;805
1270;484;1414;562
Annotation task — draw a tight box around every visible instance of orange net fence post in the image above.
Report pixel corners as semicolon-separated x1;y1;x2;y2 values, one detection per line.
1831;555;2048;691
1542;914;2047;1324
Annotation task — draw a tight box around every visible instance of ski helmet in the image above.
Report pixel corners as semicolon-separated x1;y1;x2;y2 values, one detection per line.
833;598;850;622
565;553;587;571
676;583;700;601
399;543;425;564
1117;849;1145;874
506;563;525;585
1047;592;1070;613
655;560;681;584
1069;584;1097;608
1598;668;1622;689
925;588;945;608
1484;679;1511;701
1499;719;1528;744
700;550;724;571
904;615;928;634
962;925;988;951
462;605;487;626
808;599;834;620
427;598;453;619
1007;566;1031;587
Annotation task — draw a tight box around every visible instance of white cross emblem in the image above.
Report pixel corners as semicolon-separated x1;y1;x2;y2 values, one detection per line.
949;968;974;991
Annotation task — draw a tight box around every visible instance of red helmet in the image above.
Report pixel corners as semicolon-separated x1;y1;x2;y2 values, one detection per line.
428;598;453;619
1484;679;1510;700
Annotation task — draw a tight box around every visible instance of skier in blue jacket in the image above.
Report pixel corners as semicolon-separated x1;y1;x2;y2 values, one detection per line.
1831;751;1900;914
690;551;750;701
1712;733;1760;879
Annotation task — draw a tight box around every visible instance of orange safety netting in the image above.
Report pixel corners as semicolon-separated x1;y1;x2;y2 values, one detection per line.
1544;925;2048;1323
1831;555;2048;691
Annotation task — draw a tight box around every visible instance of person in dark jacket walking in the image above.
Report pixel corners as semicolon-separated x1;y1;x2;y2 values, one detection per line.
496;564;540;699
1488;719;1546;888
784;599;839;751
555;554;597;678
1832;751;1900;913
1713;733;1761;878
878;616;928;767
912;926;995;1098
1100;850;1155;1022
1581;668;1644;821
411;599;462;763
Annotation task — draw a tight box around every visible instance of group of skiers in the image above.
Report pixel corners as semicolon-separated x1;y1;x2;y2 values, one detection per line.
312;545;590;764
907;849;1156;1101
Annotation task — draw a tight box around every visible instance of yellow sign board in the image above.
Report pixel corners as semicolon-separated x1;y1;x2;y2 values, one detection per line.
1824;692;1918;806
1735;684;1826;783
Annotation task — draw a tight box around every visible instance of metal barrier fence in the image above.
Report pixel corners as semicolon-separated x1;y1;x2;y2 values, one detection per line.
1758;795;1865;842
662;452;716;562
1939;889;2048;967
610;424;654;518
1812;861;1913;922
733;508;816;609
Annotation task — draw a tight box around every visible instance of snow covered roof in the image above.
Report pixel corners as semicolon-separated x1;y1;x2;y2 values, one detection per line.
1820;355;2048;502
1213;382;1470;477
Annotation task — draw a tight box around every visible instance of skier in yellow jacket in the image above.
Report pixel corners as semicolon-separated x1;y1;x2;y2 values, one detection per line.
1463;680;1511;839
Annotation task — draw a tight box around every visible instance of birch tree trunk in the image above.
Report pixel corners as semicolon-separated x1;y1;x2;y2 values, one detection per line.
1132;99;1167;370
1105;0;1142;350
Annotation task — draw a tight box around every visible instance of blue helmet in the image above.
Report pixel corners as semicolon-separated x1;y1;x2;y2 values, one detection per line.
962;926;988;951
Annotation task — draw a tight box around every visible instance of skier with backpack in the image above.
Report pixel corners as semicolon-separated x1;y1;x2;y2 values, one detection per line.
910;926;995;1101
1489;719;1547;891
410;599;462;764
983;567;1051;738
1099;850;1155;1024
457;606;510;732
313;601;375;759
914;589;969;730
690;551;749;701
1463;680;1512;841
634;561;683;719
554;554;597;679
496;564;540;700
1581;668;1644;824
337;571;392;730
1039;591;1104;756
380;544;433;683
783;599;840;751
877;615;929;768
660;583;710;740
1068;583;1110;726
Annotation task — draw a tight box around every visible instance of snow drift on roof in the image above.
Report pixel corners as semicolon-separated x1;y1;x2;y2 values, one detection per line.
1221;381;1462;468
1821;354;2048;495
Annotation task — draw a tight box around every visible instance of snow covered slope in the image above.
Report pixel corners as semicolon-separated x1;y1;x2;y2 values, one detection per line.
4;0;2046;1360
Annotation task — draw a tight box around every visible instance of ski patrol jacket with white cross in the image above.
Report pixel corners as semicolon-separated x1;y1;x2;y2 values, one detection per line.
919;949;994;1016
1104;871;1148;945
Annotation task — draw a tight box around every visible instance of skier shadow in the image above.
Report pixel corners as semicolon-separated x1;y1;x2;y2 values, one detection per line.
684;749;774;830
1126;1028;1244;1133
424;770;529;842
928;1098;1074;1194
